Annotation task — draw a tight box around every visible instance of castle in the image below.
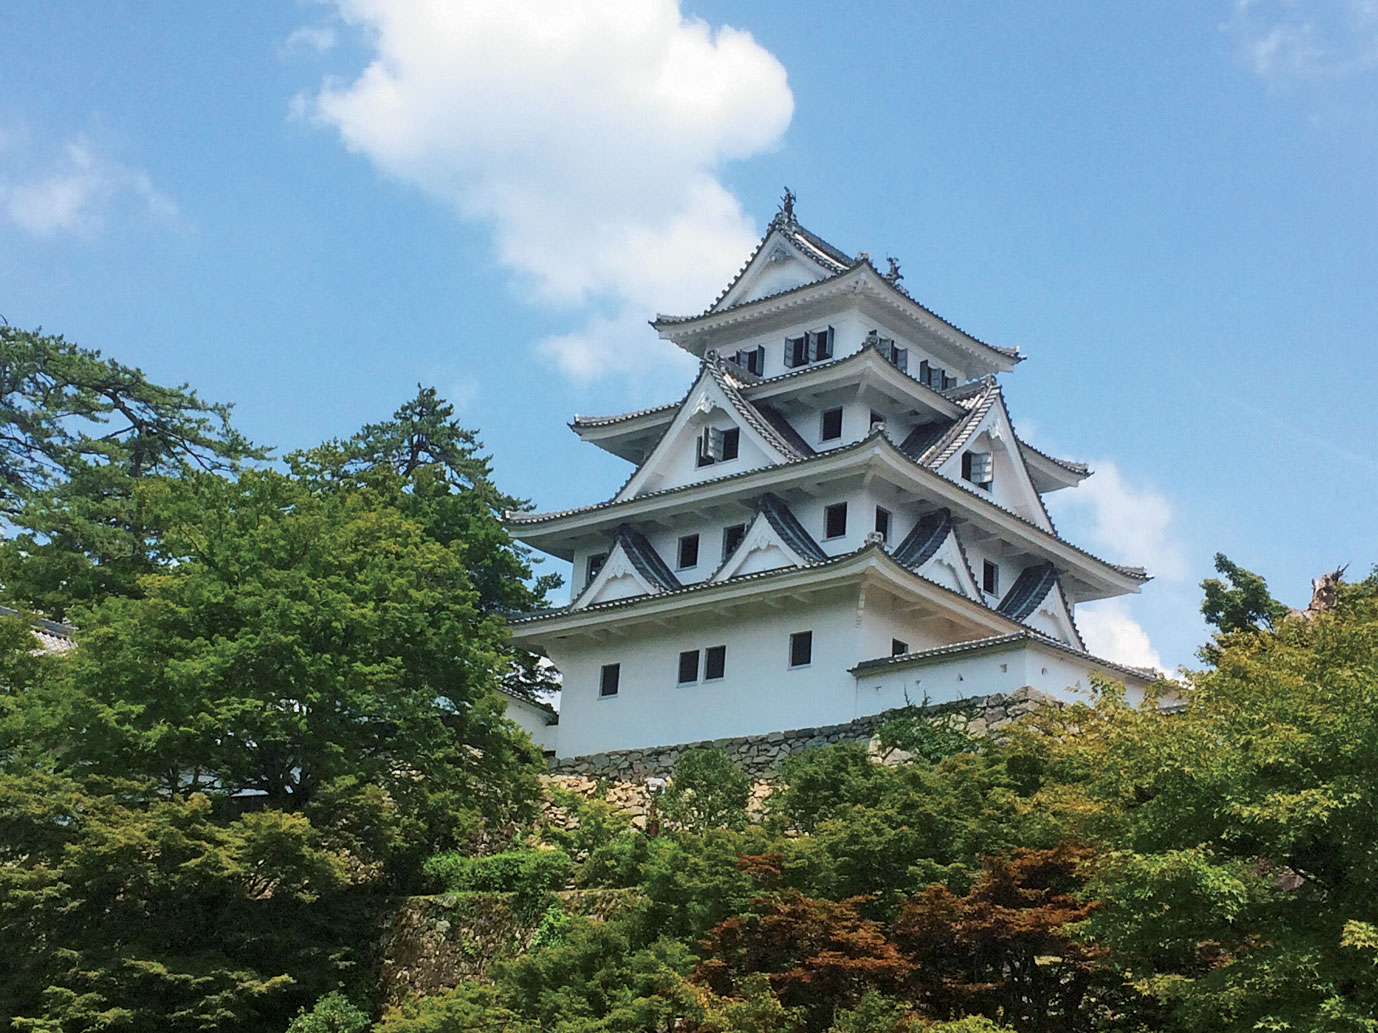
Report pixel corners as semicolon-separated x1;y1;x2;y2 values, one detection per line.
507;194;1155;760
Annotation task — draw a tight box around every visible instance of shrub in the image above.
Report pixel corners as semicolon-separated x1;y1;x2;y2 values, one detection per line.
422;847;573;898
285;991;370;1033
660;747;751;831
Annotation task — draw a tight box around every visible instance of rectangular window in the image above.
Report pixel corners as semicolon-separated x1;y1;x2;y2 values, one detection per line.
892;639;908;656
697;426;722;466
678;649;699;684
722;522;746;560
808;326;834;361
705;645;726;680
600;663;620;697
875;507;891;542
586;552;607;586
890;346;908;373
983;560;999;596
824;502;847;539
821;407;843;441
785;335;808;368
789;630;813;668
962;450;994;488
678;534;700;569
721;427;740;461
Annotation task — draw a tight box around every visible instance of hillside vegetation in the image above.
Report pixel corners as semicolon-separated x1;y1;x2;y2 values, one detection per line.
2;325;1377;1033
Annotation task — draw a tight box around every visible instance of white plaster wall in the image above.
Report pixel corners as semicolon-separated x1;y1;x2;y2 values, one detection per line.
850;645;1107;715
637;408;775;496
719;311;867;379
502;696;559;753
547;593;865;757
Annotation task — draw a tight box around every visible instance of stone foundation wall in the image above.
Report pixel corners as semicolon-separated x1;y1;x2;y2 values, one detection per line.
547;688;1053;782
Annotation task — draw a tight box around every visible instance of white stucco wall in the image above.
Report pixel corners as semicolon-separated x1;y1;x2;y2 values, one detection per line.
501;694;560;754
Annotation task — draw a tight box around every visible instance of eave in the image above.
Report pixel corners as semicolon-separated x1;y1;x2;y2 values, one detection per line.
1018;440;1091;492
508;542;1019;643
505;431;1150;601
654;263;1022;375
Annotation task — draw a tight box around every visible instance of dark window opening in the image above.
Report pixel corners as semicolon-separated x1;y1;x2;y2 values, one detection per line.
808;326;835;361
705;645;726;680
892;639;908;656
870;410;885;430
586;552;607;585
824;502;847;539
722;523;747;560
600;663;620;697
821;407;843;441
678;649;699;684
698;426;739;466
983;560;999;596
678;534;700;569
875;507;891;542
734;346;765;375
785;335;809;368
789;631;813;668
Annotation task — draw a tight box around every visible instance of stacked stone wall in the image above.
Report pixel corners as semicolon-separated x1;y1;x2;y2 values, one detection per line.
542;689;1057;828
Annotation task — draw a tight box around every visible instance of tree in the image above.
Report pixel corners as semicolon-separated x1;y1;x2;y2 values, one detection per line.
1082;578;1378;1031
0;325;261;619
1198;553;1288;662
40;468;539;855
0;775;361;1033
661;747;751;832
290;386;559;698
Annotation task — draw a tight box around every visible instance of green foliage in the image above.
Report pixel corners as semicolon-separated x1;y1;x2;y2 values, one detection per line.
874;704;977;764
660;746;751;832
1199;552;1288;660
531;902;574;950
285;992;371;1033
422;848;574;898
1080;586;1378;1030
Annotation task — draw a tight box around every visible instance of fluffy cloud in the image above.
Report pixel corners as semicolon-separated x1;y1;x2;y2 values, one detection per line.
304;0;792;381
1074;597;1164;672
1049;460;1188;584
1;137;178;237
1225;0;1378;77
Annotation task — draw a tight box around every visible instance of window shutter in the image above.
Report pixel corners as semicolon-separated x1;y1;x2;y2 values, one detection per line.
919;359;930;383
971;452;993;484
707;426;725;461
892;347;908;373
784;337;802;368
750;346;765;374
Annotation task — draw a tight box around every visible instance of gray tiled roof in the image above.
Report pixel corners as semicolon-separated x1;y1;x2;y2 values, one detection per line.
570;401;679;430
614;524;681;591
506;431;1151;588
848;629;1160;684
924;379;1001;470
0;606;76;655
758;492;828;562
892;508;953;570
1019;439;1090;478
899;420;952;462
755;403;816;458
997;562;1058;621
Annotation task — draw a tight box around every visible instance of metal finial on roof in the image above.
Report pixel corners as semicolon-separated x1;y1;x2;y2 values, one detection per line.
884;256;903;284
779;186;796;222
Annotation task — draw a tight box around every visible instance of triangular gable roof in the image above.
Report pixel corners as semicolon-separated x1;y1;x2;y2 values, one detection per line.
925;384;1057;533
704;207;853;315
997;562;1085;649
712;493;828;582
613;358;803;501
571;525;680;610
891;508;981;600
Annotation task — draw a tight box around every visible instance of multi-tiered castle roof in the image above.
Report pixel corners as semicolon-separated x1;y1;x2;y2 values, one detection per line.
508;195;1154;759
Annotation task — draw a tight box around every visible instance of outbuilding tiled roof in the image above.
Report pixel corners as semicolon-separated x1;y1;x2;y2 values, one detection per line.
0;606;76;655
848;630;1160;684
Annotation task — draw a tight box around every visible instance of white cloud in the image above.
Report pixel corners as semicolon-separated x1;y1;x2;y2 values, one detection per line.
1225;0;1378;78
1075;598;1164;672
280;25;339;57
1048;460;1188;583
1;137;178;237
303;0;793;383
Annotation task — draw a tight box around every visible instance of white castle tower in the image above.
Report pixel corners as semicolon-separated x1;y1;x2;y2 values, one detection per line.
508;194;1154;759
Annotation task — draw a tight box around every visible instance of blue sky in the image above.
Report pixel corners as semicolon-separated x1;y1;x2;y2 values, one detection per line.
3;1;1376;672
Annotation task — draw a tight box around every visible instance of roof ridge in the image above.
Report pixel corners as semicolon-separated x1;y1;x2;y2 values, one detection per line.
923;378;1000;468
570;400;680;430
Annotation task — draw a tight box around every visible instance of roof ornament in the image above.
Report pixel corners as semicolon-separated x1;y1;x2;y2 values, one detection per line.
771;186;797;228
884;256;903;285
